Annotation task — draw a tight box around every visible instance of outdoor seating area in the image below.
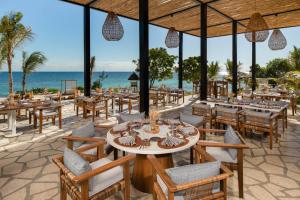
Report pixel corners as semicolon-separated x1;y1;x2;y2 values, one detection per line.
1;0;300;199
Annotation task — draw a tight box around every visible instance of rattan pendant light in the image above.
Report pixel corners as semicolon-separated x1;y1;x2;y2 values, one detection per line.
102;12;124;41
165;27;179;48
244;1;269;42
268;29;287;50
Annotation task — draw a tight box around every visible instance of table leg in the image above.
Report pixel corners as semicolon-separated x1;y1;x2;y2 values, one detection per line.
4;110;23;138
58;107;62;129
39;109;43;134
132;154;174;193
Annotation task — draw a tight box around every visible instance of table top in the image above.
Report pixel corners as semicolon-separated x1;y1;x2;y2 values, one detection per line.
0;101;62;111
107;121;199;155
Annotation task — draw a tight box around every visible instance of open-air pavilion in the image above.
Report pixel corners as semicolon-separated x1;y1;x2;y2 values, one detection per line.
0;0;300;200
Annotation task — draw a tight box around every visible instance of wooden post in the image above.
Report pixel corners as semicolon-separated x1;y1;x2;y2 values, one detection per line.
232;20;238;97
139;0;149;116
252;41;256;92
200;3;208;100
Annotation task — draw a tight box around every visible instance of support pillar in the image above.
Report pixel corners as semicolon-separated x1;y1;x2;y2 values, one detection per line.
84;6;91;96
252;41;256;92
200;3;208;100
178;32;183;89
232;20;238;97
139;0;149;115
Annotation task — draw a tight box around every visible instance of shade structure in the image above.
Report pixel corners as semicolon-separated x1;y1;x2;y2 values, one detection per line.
128;72;139;80
244;12;269;42
268;29;287;50
102;12;124;41
165;28;179;48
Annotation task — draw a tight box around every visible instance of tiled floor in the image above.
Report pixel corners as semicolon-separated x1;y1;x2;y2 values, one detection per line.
0;98;300;200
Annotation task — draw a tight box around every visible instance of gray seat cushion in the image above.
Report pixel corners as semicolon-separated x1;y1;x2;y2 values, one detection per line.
206;146;238;163
180;112;204;127
245;110;271;125
119;112;145;123
63;148;93;190
216;106;238;118
72;122;96;148
157;161;221;198
224;126;241;160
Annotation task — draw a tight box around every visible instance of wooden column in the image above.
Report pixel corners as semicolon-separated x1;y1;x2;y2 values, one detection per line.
139;0;149;115
251;41;256;92
178;32;183;89
232;20;238;97
200;3;208;100
84;6;91;96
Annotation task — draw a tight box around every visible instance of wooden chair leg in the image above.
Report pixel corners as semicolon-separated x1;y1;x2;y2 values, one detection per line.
270;128;273;150
237;151;244;198
60;176;67;200
123;162;130;200
52;117;55;125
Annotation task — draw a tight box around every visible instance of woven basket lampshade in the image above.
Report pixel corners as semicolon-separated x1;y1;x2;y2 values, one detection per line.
165;27;179;48
244;12;269;42
268;29;287;50
102;12;124;41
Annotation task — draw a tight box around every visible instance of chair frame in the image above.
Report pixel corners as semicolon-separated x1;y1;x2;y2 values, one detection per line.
84;97;108;122
215;105;242;131
53;142;135;200
148;146;233;200
197;128;249;198
192;104;216;129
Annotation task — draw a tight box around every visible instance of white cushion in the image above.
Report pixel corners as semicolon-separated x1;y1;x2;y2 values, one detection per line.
119;112;145;123
180;112;204;127
35;110;57;117
75;136;103;155
89;158;123;197
72;122;96;148
224;126;241;160
206;146;237;163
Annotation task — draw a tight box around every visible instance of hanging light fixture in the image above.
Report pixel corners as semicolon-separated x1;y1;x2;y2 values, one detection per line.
244;12;269;42
244;1;269;42
268;14;287;50
165;27;179;48
102;12;124;41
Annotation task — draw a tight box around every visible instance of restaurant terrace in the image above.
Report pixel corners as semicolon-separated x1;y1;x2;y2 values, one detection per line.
0;0;300;200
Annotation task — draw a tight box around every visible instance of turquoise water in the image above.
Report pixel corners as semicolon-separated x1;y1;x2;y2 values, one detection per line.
0;72;195;97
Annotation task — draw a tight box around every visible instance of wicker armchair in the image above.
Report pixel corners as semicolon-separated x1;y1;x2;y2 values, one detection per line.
168;89;184;104
53;143;135;200
197;128;249;198
148;146;232;200
74;97;85;116
84;97;108;122
215;105;241;130
192;103;215;128
239;109;279;149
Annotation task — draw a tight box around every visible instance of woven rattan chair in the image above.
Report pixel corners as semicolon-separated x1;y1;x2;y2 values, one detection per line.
168;89;184;104
53;143;135;200
74;96;85;116
192;103;215;128
239;109;279;149
197;128;249;198
148;146;232;200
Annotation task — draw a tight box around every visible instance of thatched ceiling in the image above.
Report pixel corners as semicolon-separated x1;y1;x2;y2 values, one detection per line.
62;0;300;38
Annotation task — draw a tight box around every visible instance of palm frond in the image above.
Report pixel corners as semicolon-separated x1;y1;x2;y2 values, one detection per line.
22;51;47;74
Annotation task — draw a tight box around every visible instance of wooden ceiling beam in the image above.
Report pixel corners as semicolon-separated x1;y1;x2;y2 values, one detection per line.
87;0;99;6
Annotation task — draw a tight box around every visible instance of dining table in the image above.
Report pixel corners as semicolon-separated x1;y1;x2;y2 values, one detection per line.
106;119;199;193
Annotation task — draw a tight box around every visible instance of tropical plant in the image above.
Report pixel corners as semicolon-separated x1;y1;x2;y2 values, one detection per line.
21;51;47;96
0;12;33;93
90;56;96;87
225;59;242;77
133;48;177;87
289;46;300;70
264;58;294;78
181;56;201;83
92;71;108;89
208;61;220;79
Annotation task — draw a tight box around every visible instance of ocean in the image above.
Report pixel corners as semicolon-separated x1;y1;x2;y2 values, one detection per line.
0;72;196;97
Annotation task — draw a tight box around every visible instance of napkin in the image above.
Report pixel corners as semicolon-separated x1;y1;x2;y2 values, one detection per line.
118;136;136;146
113;123;128;132
162;135;184;147
179;126;195;136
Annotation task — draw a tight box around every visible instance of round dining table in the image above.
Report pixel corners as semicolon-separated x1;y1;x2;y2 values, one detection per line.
106;120;200;193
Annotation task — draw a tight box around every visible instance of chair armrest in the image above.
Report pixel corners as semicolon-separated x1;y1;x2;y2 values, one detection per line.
197;141;249;149
147;155;177;193
198;128;226;135
74;142;105;154
62;136;106;144
271;113;280;120
73;154;135;184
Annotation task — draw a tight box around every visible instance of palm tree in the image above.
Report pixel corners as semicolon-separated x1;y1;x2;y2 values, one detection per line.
289;46;300;70
208;61;220;79
22;51;46;96
90;56;96;88
225;59;242;78
0;12;33;94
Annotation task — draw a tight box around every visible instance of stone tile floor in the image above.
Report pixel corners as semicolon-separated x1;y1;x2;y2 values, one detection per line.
0;99;300;200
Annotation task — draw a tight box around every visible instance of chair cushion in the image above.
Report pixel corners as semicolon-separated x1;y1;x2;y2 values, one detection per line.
216;106;238;118
224;126;241;160
119;112;145;123
157;161;221;198
89;158;123;197
75;137;103;155
72;122;96;148
245;110;271;125
35;109;57;117
63;148;93;190
206;146;238;163
180;112;204;127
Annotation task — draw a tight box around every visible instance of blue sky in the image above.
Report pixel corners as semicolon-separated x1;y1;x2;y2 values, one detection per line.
0;0;300;73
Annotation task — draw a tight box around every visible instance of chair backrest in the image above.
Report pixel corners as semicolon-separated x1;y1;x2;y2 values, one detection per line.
192;103;211;117
244;109;272;125
215;105;238;118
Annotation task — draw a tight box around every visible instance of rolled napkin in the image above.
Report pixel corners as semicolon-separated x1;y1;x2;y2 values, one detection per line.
118;136;136;146
162;135;184;147
166;119;181;125
113;123;128;132
178;126;195;136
